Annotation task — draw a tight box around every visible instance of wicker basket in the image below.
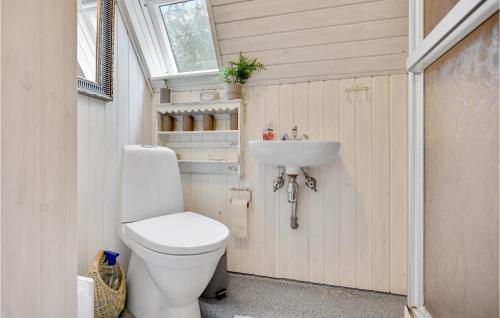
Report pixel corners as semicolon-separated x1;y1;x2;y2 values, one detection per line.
87;251;127;318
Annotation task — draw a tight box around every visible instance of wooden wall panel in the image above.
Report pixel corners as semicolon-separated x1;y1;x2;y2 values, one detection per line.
219;18;408;55
77;13;153;274
323;80;341;286
277;84;295;278
210;0;408;83
308;81;325;283
215;0;406;40
1;0;77;316
372;76;391;292
213;0;370;23
264;85;280;276
355;76;373;290
165;74;408;294
339;78;357;288
389;73;408;295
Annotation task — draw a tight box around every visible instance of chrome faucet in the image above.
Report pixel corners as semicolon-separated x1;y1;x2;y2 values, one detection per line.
291;125;299;140
282;125;309;140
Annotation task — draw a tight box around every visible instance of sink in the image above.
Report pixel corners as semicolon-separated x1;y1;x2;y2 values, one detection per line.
249;139;341;229
249;140;341;174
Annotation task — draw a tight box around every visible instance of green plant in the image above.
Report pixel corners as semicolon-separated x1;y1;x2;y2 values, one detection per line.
219;52;266;84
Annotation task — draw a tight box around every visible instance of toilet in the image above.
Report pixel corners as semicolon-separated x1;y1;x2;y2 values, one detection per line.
119;145;229;318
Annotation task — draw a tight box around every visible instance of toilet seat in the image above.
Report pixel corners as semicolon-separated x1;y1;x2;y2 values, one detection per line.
124;212;229;255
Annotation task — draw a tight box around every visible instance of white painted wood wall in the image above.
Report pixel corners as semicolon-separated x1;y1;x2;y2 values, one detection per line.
211;0;408;83
1;0;77;316
167;74;408;294
77;13;153;274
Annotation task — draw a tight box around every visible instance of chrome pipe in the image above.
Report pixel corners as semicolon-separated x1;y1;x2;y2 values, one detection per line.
287;175;299;229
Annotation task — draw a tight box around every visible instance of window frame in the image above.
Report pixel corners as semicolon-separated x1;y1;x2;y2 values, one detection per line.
145;0;222;76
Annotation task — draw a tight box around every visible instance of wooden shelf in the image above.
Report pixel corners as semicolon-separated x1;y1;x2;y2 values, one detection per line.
158;130;238;136
178;160;238;164
178;159;240;175
156;99;244;115
154;98;245;178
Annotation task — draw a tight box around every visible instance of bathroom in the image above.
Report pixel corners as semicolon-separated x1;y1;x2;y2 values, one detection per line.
0;0;498;318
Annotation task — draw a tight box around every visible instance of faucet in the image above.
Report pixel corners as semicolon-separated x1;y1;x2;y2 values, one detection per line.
291;125;298;140
281;126;310;141
281;126;298;140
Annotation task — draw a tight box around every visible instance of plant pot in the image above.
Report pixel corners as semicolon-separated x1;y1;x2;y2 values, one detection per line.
225;83;243;100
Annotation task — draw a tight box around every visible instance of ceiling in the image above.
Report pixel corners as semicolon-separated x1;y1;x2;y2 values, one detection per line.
210;0;408;84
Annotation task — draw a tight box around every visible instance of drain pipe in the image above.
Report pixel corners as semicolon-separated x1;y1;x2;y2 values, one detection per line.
287;175;299;229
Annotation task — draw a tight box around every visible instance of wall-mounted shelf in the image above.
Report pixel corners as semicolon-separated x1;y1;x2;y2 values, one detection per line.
157;130;238;136
178;160;240;175
154;99;245;178
156;99;243;115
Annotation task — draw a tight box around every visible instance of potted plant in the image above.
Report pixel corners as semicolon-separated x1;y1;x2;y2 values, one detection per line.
219;52;266;99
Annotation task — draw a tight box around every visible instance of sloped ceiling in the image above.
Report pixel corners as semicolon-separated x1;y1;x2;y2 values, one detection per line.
210;0;408;83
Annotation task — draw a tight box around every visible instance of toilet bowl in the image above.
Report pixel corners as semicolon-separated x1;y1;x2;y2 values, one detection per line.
119;145;229;318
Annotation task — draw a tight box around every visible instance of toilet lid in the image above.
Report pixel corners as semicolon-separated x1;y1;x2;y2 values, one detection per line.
124;212;229;255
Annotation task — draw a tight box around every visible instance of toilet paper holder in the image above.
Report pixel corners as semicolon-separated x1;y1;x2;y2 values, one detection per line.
229;187;252;207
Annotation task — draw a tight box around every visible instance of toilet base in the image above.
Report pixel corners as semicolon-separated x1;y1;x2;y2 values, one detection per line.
160;301;201;318
126;250;221;318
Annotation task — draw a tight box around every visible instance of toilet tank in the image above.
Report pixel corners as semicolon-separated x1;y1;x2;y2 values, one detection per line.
120;145;184;223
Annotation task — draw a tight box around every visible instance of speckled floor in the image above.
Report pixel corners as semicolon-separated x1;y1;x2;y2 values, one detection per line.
199;273;405;318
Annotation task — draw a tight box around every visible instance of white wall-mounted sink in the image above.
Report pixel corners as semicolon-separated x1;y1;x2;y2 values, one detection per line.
249;140;341;174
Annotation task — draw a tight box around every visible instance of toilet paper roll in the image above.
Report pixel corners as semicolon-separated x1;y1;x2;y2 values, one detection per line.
230;199;248;239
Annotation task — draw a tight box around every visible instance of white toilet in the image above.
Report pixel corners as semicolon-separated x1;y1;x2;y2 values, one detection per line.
119;145;229;318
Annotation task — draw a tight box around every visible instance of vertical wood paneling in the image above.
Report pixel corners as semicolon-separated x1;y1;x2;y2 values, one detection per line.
372;76;391;292
291;82;309;281
249;86;267;276
355;77;373;290
389;74;408;294
277;84;295;279
308;81;325;283
77;13;152;274
323;80;341;286
77;94;90;277
226;174;241;272
154;74;408;294
117;16;130;149
129;49;140;143
239;86;266;275
265;85;280;277
87;99;106;264
2;0;77;315
339;78;357;288
212;175;226;224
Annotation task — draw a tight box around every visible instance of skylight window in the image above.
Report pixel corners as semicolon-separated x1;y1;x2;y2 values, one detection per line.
149;0;219;75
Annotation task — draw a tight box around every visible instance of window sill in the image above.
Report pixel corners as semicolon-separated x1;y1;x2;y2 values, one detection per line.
151;69;221;91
